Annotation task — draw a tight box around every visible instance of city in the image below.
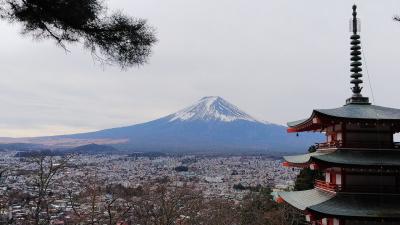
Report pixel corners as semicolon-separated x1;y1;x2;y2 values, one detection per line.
0;151;298;224
1;0;400;224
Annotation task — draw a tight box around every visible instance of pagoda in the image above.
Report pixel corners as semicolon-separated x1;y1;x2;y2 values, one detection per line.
277;5;400;225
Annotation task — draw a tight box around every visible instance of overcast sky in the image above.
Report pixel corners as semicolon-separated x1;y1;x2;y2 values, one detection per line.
1;0;400;137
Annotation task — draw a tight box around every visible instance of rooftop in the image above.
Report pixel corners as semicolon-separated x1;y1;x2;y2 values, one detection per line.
288;104;400;129
279;189;400;219
284;149;400;167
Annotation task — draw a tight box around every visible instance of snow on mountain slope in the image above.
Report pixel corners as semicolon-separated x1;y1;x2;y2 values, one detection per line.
167;96;260;122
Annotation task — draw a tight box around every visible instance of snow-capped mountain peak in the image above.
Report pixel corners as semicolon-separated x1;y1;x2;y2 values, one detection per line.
168;96;259;122
16;96;322;152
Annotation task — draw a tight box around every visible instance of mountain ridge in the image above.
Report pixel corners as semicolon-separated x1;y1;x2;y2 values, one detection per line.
59;96;322;152
0;96;323;152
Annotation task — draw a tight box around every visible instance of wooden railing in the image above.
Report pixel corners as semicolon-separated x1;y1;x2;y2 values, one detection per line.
315;141;343;149
342;185;400;193
315;180;400;193
315;180;338;192
345;141;396;149
316;141;399;149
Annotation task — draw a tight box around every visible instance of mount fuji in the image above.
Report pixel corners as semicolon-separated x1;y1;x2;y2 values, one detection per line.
2;96;322;153
38;96;321;153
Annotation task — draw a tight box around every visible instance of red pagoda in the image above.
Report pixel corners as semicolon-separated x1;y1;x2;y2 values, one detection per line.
277;5;400;225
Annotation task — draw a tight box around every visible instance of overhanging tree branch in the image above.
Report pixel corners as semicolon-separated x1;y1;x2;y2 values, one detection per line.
0;0;156;68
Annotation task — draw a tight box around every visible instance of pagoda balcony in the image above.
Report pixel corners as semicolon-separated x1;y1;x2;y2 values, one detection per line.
316;141;400;150
315;180;400;193
341;185;400;194
316;141;342;149
315;180;338;192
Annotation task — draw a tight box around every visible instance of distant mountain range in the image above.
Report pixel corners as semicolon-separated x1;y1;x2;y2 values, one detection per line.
14;144;120;157
1;96;323;153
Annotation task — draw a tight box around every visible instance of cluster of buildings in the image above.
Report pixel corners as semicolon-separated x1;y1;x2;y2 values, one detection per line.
0;151;298;223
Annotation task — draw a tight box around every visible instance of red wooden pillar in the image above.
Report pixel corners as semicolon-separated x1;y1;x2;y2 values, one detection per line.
342;122;347;148
331;171;336;184
342;169;346;192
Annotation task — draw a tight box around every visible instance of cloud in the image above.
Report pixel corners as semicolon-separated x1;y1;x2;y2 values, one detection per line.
1;0;400;137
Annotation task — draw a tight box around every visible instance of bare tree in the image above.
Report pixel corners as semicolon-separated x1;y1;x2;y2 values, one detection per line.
237;188;305;225
104;195;133;225
197;198;240;225
132;184;204;225
67;174;103;225
67;174;135;225
276;203;307;225
26;155;71;225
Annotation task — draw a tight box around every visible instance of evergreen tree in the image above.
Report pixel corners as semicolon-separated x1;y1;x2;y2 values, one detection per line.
294;145;323;191
0;0;156;68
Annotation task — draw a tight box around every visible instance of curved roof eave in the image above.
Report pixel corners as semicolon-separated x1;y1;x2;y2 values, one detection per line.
278;189;335;211
287;111;319;129
287;118;309;127
287;104;400;129
280;190;400;219
283;152;329;164
285;149;400;167
312;149;400;167
315;104;400;121
308;193;400;219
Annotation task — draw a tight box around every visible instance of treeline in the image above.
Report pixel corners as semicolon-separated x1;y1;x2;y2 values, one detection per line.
232;183;269;192
128;152;168;158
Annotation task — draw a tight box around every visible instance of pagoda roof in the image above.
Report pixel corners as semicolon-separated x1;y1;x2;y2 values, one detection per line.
278;189;335;210
287;118;308;128
287;104;400;131
279;189;400;219
284;149;400;167
309;193;400;219
317;104;400;121
283;151;329;165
